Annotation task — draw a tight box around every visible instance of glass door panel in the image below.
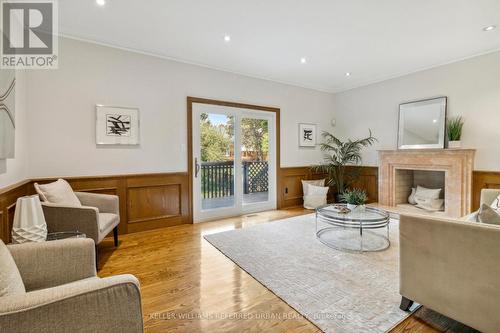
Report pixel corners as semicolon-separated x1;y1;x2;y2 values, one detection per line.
241;117;269;205
199;112;235;210
192;103;276;222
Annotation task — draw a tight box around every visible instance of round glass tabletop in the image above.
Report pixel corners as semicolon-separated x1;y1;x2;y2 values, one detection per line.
315;204;390;252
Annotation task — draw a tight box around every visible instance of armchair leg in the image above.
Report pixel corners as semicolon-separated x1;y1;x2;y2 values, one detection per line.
113;226;119;247
399;296;414;311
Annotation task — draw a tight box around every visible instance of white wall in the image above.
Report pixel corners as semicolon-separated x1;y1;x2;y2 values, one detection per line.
0;71;29;188
333;50;500;171
26;38;334;178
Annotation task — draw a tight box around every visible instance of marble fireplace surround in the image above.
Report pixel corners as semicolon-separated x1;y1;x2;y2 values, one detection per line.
378;149;475;218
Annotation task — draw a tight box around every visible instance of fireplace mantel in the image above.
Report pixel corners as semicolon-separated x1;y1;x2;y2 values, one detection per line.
378;149;475;217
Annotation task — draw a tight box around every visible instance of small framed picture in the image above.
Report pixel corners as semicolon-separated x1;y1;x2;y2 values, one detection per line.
96;105;140;145
299;123;316;147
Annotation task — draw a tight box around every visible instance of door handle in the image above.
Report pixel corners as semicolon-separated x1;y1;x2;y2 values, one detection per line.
195;157;200;178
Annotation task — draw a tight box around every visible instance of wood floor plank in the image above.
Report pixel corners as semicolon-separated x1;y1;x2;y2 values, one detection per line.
97;208;469;333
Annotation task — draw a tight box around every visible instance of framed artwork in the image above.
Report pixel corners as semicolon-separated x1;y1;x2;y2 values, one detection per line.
0;70;15;158
96;105;140;145
299;123;316;147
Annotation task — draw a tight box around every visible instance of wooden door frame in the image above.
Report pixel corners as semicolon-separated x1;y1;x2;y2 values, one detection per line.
187;97;282;222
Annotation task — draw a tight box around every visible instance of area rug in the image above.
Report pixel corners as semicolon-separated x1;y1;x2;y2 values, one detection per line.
204;213;407;333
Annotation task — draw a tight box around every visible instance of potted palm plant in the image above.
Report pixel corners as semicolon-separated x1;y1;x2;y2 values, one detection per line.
312;130;377;200
447;116;464;148
339;188;368;211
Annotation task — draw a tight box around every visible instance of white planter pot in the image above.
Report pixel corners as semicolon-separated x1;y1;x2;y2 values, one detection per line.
448;140;462;148
346;203;366;212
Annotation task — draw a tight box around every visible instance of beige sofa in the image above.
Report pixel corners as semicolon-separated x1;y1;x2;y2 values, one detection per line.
0;238;143;333
399;189;500;333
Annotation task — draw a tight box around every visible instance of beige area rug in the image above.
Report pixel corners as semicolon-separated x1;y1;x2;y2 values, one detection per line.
204;214;476;333
204;214;406;332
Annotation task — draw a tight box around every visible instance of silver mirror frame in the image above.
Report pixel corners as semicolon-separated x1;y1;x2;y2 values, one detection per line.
397;96;447;150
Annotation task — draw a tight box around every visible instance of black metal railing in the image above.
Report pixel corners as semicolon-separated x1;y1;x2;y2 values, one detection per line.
201;161;268;199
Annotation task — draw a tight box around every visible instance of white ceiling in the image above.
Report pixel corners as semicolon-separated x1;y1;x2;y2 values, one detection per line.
59;0;500;93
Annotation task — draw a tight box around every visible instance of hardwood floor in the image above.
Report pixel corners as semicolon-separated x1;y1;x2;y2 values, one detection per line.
98;208;462;333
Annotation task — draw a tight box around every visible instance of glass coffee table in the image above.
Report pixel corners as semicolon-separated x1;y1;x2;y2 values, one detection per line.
46;231;86;241
316;204;390;252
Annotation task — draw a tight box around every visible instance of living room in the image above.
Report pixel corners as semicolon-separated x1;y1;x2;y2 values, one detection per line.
1;1;499;332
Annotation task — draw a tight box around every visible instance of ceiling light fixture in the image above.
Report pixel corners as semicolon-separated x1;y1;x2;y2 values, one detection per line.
224;35;231;42
483;25;496;32
345;72;351;77
300;57;307;64
96;0;106;6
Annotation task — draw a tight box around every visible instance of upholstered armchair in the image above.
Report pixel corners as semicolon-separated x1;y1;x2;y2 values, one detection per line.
462;188;500;221
399;207;500;332
0;238;143;333
41;192;120;262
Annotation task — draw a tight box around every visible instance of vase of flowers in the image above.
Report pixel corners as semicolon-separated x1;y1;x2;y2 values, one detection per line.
339;188;368;212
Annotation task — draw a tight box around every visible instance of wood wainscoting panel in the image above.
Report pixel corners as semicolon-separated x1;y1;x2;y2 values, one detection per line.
13;172;190;238
279;167;311;208
349;166;379;204
472;171;500;210
126;173;190;233
278;166;379;209
128;184;181;223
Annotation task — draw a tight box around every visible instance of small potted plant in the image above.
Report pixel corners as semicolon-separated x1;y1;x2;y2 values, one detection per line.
447;116;464;148
339;188;368;212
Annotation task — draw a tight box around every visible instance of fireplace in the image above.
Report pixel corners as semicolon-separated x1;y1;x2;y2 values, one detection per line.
378;149;475;218
395;169;445;211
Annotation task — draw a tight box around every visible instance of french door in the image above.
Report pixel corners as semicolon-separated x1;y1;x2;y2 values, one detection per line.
192;103;276;222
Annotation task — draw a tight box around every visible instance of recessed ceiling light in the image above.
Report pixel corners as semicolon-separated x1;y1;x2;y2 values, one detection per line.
345;72;351;77
432;119;438;123
483;25;496;32
96;0;106;6
224;35;231;42
300;57;307;64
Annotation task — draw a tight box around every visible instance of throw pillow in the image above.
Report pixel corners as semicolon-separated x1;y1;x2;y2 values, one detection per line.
415;197;444;211
301;179;325;196
408;187;417;205
490;194;500;211
478;204;500;225
0;240;26;297
414;185;441;201
306;184;329;196
303;184;329;209
34;179;82;207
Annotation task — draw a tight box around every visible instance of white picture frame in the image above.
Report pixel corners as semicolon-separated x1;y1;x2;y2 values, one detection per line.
298;123;316;147
96;105;140;145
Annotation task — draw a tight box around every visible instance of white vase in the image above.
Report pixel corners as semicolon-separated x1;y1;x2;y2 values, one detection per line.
11;195;47;244
448;140;462;148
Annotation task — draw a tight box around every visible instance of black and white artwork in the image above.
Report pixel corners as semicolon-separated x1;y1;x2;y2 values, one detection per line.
299;123;316;147
106;114;131;137
96;106;139;145
0;70;15;158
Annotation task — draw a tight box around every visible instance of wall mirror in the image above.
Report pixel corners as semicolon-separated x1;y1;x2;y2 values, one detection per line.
398;96;447;149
